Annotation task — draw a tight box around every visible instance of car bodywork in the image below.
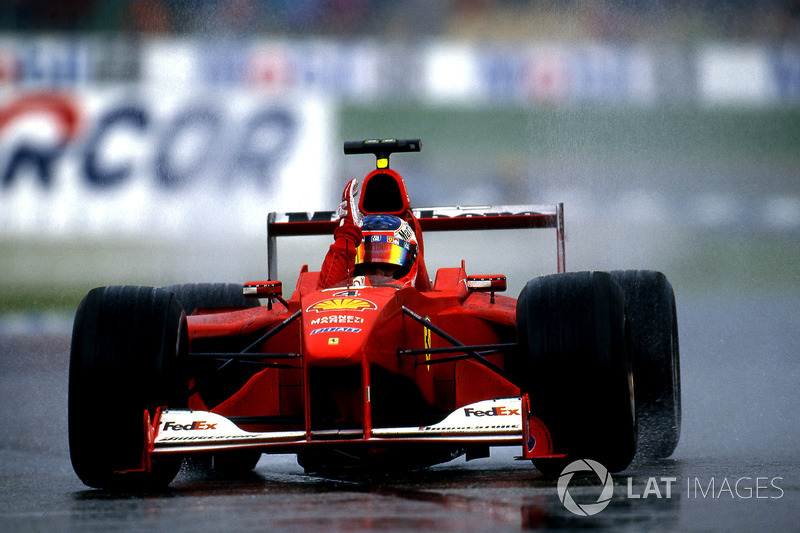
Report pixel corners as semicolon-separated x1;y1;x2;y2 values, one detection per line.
70;138;679;487
150;202;566;470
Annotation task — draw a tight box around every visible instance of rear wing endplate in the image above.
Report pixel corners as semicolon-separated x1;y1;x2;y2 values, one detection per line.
266;204;565;280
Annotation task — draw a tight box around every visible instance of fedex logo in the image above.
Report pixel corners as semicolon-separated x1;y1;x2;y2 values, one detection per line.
463;406;519;417
162;420;217;431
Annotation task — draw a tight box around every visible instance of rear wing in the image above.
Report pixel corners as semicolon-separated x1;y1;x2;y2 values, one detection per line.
266;204;565;280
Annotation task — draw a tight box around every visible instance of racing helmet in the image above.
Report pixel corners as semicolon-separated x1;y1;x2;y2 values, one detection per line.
355;214;418;285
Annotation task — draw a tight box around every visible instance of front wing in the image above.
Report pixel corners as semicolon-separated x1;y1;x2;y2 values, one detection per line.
143;396;559;463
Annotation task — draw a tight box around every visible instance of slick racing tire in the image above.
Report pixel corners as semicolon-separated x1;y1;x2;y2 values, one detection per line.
162;283;259;315
609;270;681;459
516;271;636;474
69;286;187;489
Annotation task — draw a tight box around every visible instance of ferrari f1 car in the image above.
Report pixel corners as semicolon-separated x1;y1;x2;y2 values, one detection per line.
69;138;680;489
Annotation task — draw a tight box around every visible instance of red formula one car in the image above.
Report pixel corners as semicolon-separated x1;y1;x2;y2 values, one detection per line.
68;139;681;489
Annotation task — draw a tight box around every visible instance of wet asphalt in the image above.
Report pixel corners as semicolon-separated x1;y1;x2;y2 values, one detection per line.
1;290;798;531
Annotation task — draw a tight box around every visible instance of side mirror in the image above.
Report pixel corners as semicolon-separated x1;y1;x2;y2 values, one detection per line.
243;280;283;299
466;275;506;303
244;280;286;310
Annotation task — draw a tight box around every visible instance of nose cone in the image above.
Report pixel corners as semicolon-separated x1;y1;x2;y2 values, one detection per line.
302;294;381;367
304;325;367;366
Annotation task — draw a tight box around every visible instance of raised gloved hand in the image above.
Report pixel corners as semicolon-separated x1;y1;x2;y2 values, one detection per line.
336;178;363;227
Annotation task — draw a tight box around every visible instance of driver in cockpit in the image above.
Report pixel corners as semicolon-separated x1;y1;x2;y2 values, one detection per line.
317;177;425;290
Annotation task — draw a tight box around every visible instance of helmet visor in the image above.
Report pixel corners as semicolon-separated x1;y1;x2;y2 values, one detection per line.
355;235;416;270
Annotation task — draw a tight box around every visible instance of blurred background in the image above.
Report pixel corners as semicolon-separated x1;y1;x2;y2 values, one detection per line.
0;0;798;320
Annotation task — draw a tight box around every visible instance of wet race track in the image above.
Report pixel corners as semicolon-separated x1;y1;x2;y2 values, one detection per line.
1;291;799;532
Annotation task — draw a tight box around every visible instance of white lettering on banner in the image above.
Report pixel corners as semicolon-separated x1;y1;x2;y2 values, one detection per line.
0;89;334;238
0;38;91;85
143;39;374;96
771;47;800;100
478;44;655;104
424;43;482;103
698;45;775;105
4;37;797;106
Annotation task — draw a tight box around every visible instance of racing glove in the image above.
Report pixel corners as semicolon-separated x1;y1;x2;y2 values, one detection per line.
337;178;363;227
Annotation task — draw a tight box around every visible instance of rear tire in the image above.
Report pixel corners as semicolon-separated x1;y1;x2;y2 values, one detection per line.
516;271;636;474
68;286;187;489
162;283;259;315
609;270;681;459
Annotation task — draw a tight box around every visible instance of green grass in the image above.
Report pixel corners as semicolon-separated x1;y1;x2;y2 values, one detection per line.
340;104;800;159
671;231;800;291
0;237;267;314
2;229;797;314
339;104;800;202
0;284;89;315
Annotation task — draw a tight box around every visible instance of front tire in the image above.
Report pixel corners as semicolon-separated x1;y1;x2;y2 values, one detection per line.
609;270;681;459
516;271;636;474
68;286;187;489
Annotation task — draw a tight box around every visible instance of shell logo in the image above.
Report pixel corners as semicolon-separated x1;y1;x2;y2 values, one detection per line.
306;298;377;313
